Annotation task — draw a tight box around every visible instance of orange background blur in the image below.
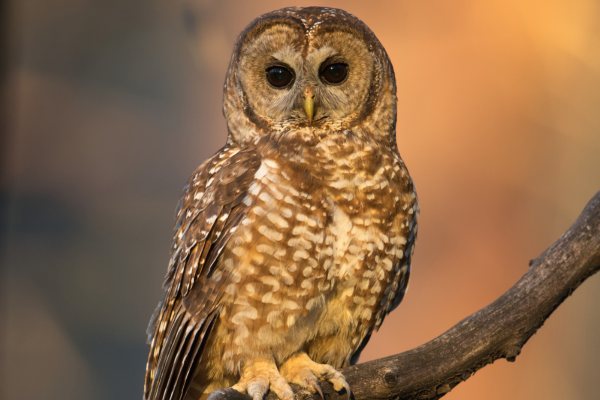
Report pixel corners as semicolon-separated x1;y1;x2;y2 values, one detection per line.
2;1;599;399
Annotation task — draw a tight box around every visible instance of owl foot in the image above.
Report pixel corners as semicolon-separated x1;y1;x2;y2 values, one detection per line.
280;353;351;399
232;357;294;400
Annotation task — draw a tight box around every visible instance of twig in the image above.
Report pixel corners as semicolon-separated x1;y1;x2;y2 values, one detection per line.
209;191;600;400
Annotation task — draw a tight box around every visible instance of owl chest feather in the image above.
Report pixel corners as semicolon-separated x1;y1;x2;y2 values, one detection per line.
260;134;412;319
212;134;414;370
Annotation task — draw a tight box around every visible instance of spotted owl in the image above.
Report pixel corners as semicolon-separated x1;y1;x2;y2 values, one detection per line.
144;7;417;400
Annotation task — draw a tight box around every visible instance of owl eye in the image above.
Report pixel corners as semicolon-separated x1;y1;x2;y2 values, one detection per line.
265;65;295;88
319;62;349;85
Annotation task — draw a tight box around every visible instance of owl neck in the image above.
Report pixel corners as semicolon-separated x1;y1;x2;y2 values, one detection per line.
251;129;398;180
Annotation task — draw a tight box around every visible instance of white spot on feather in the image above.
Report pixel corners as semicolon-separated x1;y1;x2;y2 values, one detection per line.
258;191;273;203
232;307;258;324
267;212;289;228
248;182;260;196
260;276;280;291
262;292;280;304
293;249;310;261
258;225;283;241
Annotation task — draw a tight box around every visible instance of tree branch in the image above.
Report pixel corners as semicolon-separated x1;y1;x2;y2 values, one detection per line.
209;191;600;400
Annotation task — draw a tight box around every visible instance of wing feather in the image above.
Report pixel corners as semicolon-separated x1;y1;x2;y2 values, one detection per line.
144;146;260;400
350;186;418;365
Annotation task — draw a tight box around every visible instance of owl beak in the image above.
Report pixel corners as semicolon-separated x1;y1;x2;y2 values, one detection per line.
303;87;315;123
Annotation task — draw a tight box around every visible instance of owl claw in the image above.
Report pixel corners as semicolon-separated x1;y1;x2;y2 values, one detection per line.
311;381;324;400
328;370;351;398
247;378;269;400
232;354;351;399
232;358;294;400
280;353;352;398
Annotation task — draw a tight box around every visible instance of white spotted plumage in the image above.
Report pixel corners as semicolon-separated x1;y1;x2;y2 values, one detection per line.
145;7;417;400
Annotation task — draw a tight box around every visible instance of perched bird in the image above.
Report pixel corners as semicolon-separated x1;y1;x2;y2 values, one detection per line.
145;7;417;400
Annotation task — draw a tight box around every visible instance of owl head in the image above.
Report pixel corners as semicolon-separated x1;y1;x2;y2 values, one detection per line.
223;7;397;145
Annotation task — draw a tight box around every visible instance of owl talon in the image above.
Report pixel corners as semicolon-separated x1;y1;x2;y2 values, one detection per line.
280;353;351;398
247;378;269;400
233;358;294;400
310;381;324;400
328;370;351;397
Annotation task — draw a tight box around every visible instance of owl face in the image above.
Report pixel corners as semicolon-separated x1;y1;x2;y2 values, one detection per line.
223;8;397;143
237;22;375;127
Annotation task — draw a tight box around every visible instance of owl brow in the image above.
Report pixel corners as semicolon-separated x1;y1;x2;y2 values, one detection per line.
320;55;347;66
306;46;338;66
270;46;301;67
265;57;292;68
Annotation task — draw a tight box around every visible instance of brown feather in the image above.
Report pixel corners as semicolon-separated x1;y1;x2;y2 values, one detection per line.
144;147;260;400
146;6;418;399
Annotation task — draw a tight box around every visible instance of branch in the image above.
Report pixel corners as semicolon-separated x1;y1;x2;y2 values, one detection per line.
209;191;600;400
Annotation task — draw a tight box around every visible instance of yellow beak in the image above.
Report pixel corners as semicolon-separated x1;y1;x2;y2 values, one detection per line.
303;87;315;123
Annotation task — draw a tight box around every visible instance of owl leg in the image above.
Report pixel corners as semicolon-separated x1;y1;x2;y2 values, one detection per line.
280;352;351;398
231;357;294;400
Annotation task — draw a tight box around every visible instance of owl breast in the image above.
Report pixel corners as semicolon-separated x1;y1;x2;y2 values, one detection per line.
202;132;415;385
305;133;415;366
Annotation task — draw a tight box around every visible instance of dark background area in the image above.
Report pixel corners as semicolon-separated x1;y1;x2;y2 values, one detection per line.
2;1;599;399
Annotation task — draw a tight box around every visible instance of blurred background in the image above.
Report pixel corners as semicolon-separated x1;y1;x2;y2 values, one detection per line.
2;0;599;399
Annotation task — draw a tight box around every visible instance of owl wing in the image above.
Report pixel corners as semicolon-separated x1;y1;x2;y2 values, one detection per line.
386;211;417;313
144;145;260;400
351;189;418;365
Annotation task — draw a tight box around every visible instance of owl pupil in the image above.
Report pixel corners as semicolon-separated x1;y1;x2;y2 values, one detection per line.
319;62;349;84
266;65;294;88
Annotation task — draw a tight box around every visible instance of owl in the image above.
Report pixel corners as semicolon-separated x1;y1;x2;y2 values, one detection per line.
145;6;417;400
